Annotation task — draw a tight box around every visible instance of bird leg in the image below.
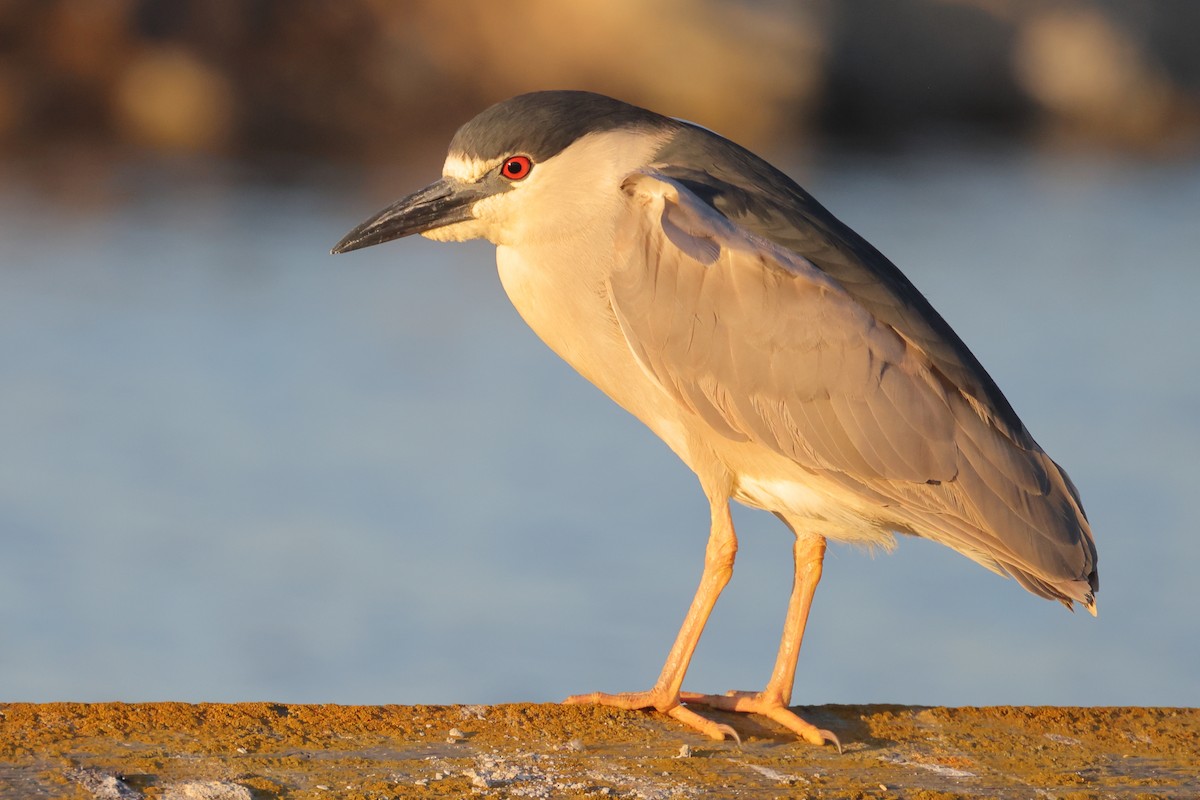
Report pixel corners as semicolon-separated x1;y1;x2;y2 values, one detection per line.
563;498;741;742
679;533;841;751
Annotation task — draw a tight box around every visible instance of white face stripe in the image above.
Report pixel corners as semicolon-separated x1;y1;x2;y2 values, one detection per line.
442;153;504;183
442;122;672;184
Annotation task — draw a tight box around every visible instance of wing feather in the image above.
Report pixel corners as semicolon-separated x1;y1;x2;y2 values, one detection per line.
608;170;1097;607
612;171;957;484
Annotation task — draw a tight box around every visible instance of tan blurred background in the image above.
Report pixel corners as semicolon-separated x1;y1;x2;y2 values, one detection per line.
2;0;1199;710
1;0;1197;165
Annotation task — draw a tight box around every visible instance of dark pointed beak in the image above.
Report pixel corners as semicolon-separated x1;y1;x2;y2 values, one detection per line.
331;178;483;254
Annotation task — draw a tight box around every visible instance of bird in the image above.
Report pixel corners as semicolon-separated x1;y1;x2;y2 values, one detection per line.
332;90;1098;749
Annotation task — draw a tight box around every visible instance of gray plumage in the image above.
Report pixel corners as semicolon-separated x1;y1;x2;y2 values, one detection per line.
451;91;669;163
610;168;1094;606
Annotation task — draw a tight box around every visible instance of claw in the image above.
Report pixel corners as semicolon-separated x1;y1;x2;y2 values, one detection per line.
721;724;743;748
678;691;843;751
668;704;741;745
819;728;842;755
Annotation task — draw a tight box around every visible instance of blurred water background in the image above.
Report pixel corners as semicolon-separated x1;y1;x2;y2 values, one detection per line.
1;1;1198;708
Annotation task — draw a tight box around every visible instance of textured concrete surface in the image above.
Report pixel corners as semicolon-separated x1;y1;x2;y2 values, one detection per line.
1;703;1196;799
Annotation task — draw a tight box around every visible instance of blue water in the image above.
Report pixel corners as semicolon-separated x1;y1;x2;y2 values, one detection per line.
1;149;1196;708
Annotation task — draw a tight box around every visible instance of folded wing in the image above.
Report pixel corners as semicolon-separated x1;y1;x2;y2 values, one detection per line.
607;170;1097;610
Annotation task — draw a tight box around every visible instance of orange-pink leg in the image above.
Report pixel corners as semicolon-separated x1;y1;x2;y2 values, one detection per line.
680;533;840;750
563;498;740;741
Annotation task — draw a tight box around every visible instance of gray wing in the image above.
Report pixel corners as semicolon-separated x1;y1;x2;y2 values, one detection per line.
608;170;1097;610
653;125;1032;448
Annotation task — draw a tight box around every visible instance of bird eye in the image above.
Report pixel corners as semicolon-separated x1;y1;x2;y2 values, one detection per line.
500;155;532;180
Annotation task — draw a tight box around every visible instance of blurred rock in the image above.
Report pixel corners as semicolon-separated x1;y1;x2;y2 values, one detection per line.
1014;6;1196;150
404;0;825;149
114;46;234;152
0;63;23;141
41;0;135;85
0;0;1195;159
821;0;1028;144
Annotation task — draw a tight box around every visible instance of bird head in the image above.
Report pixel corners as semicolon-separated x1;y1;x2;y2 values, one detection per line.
331;91;677;253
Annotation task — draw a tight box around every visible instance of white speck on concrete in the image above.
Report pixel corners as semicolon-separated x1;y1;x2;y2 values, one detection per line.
879;754;977;779
162;781;252;800
452;753;699;799
461;705;489;720
69;769;142;800
743;762;808;784
1043;733;1081;746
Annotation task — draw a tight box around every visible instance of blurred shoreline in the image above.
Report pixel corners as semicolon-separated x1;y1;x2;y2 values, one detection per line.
1;0;1197;168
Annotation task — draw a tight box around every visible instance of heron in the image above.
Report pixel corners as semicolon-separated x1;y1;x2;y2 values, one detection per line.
332;90;1098;748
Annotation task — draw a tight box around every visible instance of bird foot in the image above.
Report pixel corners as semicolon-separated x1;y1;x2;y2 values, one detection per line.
563;689;741;744
679;690;841;752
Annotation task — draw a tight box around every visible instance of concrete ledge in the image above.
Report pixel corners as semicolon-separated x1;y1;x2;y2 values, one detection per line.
1;703;1195;798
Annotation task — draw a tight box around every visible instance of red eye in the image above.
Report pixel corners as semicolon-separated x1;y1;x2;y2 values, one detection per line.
500;155;532;180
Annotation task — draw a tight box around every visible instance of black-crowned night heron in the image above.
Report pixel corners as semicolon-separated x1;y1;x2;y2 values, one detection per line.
332;90;1098;748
